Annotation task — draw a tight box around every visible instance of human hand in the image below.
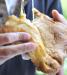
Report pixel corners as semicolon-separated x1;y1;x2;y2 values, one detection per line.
52;10;66;75
52;10;67;25
0;32;37;65
52;10;67;54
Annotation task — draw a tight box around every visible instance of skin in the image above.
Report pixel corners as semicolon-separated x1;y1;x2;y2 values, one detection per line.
51;10;66;75
0;32;37;65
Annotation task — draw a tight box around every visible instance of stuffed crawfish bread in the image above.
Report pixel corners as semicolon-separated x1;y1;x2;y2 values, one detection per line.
0;8;66;74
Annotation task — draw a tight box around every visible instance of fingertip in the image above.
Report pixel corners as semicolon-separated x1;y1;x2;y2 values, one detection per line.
19;32;31;41
28;42;37;51
56;67;64;75
52;10;66;23
21;42;37;53
52;9;59;14
52;10;59;19
23;32;31;40
52;9;63;22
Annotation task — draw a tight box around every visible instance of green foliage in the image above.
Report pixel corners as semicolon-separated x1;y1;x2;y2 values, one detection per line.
64;58;67;75
61;0;67;19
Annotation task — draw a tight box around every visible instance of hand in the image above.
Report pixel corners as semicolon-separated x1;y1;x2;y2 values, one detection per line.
52;10;67;25
51;10;67;54
51;10;66;75
0;32;37;65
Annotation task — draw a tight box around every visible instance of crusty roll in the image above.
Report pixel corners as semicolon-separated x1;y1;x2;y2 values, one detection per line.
0;9;65;74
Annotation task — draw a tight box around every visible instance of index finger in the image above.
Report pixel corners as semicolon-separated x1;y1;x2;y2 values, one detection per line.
0;32;31;45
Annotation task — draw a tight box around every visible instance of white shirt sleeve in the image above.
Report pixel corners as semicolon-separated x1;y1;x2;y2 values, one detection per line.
5;0;17;15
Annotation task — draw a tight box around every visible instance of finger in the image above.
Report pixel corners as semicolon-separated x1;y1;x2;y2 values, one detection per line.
56;67;64;75
0;42;37;65
52;10;67;24
0;32;31;45
0;42;37;58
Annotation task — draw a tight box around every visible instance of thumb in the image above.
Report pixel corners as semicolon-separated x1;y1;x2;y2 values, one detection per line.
52;10;67;24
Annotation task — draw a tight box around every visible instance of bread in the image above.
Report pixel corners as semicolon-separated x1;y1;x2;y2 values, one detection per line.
0;9;66;74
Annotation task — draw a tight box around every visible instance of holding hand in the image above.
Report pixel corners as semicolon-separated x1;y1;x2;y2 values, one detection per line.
51;10;67;75
0;32;36;65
